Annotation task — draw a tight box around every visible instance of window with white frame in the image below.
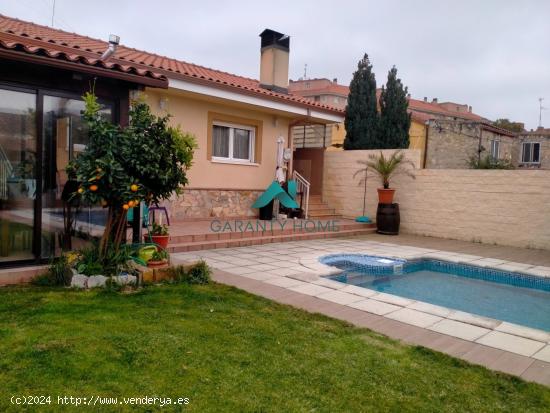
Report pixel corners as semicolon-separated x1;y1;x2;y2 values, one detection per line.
521;142;541;164
212;122;255;163
490;139;500;159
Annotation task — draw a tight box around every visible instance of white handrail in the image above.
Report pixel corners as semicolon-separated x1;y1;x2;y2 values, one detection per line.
292;170;310;219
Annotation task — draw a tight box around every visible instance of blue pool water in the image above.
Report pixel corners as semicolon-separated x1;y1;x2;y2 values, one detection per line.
322;254;550;332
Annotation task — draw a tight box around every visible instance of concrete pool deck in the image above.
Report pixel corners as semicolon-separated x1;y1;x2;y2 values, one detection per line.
172;233;550;386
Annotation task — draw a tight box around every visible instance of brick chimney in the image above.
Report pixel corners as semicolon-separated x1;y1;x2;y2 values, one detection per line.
423;97;428;102
432;98;438;104
259;29;290;93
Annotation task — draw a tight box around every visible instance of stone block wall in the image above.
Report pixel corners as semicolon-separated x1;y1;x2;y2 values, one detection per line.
425;121;517;169
323;149;550;250
167;189;263;219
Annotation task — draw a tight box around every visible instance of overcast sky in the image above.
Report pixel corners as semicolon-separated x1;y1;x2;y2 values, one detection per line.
2;0;549;129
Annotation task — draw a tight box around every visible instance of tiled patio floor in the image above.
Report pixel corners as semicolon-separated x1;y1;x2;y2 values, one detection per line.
362;233;550;267
172;233;550;386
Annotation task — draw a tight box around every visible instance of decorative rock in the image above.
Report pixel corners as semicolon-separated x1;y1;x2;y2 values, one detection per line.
112;273;137;286
87;275;107;288
70;274;88;289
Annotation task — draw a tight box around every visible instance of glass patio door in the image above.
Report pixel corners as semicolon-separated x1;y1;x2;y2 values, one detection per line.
0;88;37;262
40;95;112;258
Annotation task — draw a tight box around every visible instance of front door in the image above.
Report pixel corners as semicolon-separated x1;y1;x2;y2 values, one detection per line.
293;148;325;195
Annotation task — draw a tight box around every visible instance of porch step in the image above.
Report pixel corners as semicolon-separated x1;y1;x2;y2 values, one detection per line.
167;226;376;253
307;213;342;219
169;221;372;244
305;195;342;219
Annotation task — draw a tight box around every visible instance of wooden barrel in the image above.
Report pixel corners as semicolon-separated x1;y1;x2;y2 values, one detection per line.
376;203;400;235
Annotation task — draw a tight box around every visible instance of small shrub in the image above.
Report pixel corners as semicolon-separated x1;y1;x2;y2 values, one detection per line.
186;261;212;284
75;242;134;276
32;255;72;286
468;154;514;170
151;249;168;262
170;261;211;285
150;222;169;236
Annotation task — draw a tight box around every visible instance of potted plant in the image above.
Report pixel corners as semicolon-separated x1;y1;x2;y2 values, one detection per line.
147;248;169;268
145;222;170;248
361;151;415;204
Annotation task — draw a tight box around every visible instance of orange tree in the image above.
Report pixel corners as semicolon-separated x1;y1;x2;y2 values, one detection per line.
69;92;196;257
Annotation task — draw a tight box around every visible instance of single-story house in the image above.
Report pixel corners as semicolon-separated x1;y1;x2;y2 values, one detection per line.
0;14;343;268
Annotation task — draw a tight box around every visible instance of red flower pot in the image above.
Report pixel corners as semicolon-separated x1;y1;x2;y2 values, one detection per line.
144;234;169;248
147;259;168;268
377;188;396;204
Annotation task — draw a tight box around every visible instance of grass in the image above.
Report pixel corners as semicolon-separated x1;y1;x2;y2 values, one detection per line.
0;283;548;412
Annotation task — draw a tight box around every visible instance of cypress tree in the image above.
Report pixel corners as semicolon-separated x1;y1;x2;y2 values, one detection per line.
379;66;411;149
344;54;379;149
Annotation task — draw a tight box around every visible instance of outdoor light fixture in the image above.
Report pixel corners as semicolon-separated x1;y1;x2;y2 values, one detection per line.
101;34;120;61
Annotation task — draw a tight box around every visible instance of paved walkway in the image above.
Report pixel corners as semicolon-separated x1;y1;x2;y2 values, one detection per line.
172;234;550;386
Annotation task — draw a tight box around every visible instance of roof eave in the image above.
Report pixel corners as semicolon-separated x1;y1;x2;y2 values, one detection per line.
167;76;344;123
0;47;168;88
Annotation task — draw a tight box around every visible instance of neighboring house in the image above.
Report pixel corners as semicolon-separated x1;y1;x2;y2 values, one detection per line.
290;79;519;169
424;120;517;169
516;127;550;169
0;15;343;268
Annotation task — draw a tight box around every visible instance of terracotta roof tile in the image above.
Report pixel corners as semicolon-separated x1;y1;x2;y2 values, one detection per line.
0;14;343;115
0;15;167;86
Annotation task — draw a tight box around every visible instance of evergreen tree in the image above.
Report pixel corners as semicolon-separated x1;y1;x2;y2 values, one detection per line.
379;66;411;149
344;54;379;149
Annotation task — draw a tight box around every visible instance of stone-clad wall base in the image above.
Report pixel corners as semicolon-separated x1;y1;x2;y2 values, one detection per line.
323;150;550;250
168;189;262;219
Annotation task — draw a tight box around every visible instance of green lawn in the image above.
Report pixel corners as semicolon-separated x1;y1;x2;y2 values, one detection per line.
0;283;548;412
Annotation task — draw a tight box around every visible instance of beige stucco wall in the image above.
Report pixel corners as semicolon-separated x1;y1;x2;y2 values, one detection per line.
145;88;291;191
323;150;550;250
323;149;421;218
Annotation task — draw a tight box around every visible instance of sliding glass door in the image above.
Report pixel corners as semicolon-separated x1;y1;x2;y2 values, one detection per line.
0;88;37;262
0;85;114;265
41;95;112;258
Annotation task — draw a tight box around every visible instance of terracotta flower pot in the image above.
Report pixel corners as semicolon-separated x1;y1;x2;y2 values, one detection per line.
144;234;169;248
147;259;168;268
377;188;396;204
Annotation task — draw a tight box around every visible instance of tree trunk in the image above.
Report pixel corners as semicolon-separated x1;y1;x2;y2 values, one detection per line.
99;207;127;258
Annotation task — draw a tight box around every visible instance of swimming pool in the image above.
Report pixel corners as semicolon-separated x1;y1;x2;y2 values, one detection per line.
321;254;550;332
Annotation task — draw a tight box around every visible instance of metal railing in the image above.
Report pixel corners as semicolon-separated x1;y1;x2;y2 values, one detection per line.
292;170;310;219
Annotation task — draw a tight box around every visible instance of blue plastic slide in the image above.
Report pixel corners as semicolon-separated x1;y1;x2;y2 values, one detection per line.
252;181;299;209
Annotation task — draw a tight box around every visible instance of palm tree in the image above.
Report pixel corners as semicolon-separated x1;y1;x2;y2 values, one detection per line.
355;151;415;189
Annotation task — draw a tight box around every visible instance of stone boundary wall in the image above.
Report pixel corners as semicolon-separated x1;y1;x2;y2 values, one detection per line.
168;188;262;219
323;150;550;250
